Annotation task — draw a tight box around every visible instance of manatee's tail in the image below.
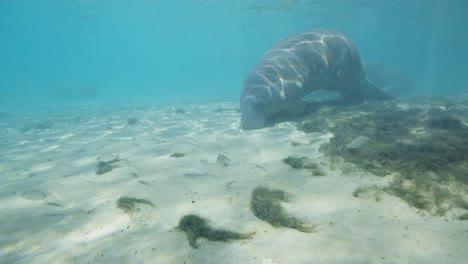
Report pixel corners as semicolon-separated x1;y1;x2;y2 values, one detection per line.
341;81;393;104
359;81;393;100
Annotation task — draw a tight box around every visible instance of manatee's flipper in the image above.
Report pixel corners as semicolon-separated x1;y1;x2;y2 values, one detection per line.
241;96;267;129
360;82;393;100
361;82;394;100
240;103;267;129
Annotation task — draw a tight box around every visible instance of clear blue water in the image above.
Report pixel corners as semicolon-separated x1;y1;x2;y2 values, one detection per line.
1;2;468;262
1;0;467;104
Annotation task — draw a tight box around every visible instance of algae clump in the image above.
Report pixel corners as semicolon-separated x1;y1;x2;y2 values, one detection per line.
458;213;468;220
96;158;121;175
352;186;383;202
177;214;255;248
116;196;154;213
283;156;308;169
170;152;186;158
282;156;324;176
250;186;316;233
300;97;468;216
127;117;138;125
216;154;230;167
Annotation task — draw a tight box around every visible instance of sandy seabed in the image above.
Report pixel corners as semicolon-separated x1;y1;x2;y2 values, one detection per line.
0;100;467;264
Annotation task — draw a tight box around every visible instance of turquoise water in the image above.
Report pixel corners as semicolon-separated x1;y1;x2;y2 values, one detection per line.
1;1;468;262
1;0;467;104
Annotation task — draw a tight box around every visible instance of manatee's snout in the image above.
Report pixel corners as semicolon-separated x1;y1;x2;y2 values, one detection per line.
240;97;266;129
241;108;265;129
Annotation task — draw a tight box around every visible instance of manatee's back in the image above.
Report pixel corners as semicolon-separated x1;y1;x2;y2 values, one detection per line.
241;31;326;104
313;30;366;92
242;30;366;100
309;30;392;100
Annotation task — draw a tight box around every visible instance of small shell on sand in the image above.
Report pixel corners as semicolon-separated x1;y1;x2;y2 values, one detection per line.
21;189;47;201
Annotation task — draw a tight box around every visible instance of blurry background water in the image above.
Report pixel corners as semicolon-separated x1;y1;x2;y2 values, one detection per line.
0;0;467;104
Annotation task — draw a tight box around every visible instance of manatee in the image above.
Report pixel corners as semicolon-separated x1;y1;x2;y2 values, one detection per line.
240;29;392;129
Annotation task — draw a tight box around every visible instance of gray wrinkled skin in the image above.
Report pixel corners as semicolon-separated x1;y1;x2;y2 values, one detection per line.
240;29;392;129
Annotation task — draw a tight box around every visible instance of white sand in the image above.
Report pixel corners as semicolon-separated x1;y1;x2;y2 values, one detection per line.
0;101;466;264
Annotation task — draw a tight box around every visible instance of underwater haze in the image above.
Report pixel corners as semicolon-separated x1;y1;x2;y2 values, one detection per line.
1;1;468;263
1;0;467;104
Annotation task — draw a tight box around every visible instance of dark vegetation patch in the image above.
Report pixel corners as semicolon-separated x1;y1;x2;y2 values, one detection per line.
216;154;230;167
290;141;301;147
96;158;121;175
170;152;187;158
250;186;316;232
282;156;324;176
296;116;329;133
177;214;255;248
298;97;468;216
352;186;383;202
116;196;154;213
127;117;138;125
458;213;468;220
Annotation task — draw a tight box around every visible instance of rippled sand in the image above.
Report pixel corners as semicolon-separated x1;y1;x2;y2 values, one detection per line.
0;99;466;263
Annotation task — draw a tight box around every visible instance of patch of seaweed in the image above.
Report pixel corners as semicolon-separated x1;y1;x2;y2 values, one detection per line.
250;186;316;232
177;214;254;248
170;152;186;158
216;154;230;167
127;117;138;125
96;158;121;175
458;213;468;220
352;186;383;202
116;196;154;213
282;156;324;176
298;97;468;216
296;116;329;133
